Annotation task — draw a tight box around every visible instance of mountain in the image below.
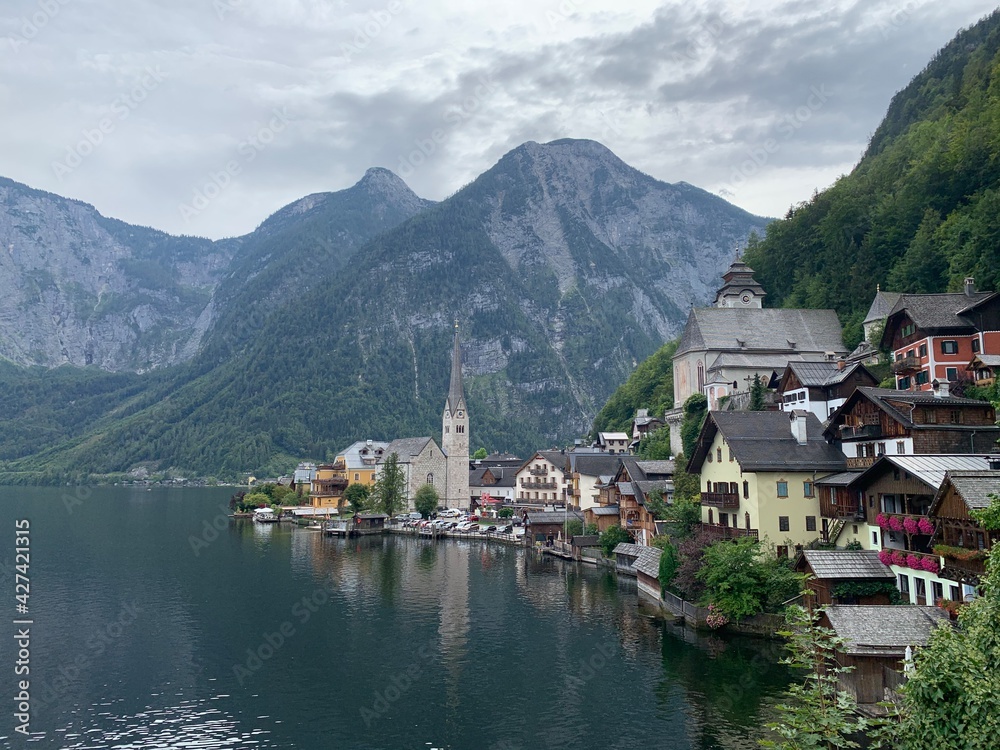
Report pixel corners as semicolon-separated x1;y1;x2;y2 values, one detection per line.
0;169;432;372
1;139;768;481
743;9;1000;347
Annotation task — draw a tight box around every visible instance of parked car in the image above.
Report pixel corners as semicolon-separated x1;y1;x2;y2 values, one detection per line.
483;525;497;533
501;525;513;534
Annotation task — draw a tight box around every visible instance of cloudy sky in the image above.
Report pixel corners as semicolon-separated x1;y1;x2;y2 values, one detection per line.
1;0;997;239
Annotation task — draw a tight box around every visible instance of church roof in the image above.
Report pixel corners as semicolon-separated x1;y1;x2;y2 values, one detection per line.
676;308;846;357
446;326;465;412
862;290;902;325
382;437;438;461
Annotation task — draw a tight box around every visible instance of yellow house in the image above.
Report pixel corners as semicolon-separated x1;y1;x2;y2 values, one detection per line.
309;440;388;508
688;410;848;556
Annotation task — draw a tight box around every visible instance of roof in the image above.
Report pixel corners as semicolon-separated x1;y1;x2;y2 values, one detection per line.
634;460;675;477
337;440;390;468
676;307;846;357
612;542;645;558
690;411;848;474
598;432;629;441
568;453;623;478
931;470;1000;514
469;466;517;487
846;340;879;363
875;454;1000;491
969;354;1000;368
706;351;822;373
357;513;389;520
590;505;620;516
522;451;569;473
799;550;894;580
525;511;583;525
825;387;998;436
382;437;437;461
825;606;949;657
815;471;864;487
633;546;662;578
783;361;872;388
863;290;902;325
883;291;996;341
447;327;466;412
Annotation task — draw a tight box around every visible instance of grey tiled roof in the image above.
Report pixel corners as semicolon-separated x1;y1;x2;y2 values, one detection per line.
786;361;868;387
693;411;847;473
971;354;1000;368
633;546;662;578
677;308;847;356
708;352;816;371
863;291;902;325
825;605;950;657
382;437;436;460
613;543;645;558
526;511;584;525
815;471;863;487
635;460;675;477
827;387;997;434
878;455;1000;491
569;453;623;478
940;470;1000;511
590;505;620;516
885;291;996;333
800;550;894;580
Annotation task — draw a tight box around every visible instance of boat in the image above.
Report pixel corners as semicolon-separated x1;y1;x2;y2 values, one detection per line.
253;507;279;523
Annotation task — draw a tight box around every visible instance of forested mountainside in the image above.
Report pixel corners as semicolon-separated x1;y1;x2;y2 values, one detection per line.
744;9;1000;348
0;139;766;481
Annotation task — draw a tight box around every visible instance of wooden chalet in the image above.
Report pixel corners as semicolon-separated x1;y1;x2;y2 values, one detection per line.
824;386;999;470
610;458;674;546
611;542;644;575
823;605;949;706
794;550;896;609
966;353;1000;387
524;510;583;546
352;513;388;535
632;546;662;601
777;360;878;422
928;469;1000;585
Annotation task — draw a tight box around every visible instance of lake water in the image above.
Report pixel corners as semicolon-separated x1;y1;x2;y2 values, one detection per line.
0;487;792;749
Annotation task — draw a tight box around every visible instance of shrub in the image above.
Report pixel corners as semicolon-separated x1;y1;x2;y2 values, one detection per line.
599;525;633;557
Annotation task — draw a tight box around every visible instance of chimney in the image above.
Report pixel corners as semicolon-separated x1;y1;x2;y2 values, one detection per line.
964;277;976;297
939;381;950;399
836;358;846;371
790;410;809;445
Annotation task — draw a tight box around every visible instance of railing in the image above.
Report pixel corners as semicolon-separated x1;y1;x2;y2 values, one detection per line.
846;457;875;470
700;492;739;508
840;424;882;439
702;524;759;540
522;480;557;490
820;499;864;519
529;466;548;476
891;355;920;374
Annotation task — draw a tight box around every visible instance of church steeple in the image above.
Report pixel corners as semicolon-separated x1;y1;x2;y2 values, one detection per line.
446;322;465;414
713;251;766;308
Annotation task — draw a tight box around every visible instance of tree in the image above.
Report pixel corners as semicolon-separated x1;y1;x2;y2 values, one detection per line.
343;483;371;516
637;426;671;460
671;452;700;504
472;447;488;460
761;604;887;749
661;493;703;540
564;518;599;537
371;452;406;517
413;483;439;518
895;547;1000;748
680;393;708;458
657;539;679;593
599;525;633;557
498;507;514;519
749;373;768;411
696;537;802;620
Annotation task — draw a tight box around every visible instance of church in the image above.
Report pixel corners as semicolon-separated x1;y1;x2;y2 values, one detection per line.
666;258;848;446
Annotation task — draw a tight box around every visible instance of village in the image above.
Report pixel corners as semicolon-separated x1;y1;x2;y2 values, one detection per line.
262;257;1000;715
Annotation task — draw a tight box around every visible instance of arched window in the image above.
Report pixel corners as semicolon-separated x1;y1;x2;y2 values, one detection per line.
426;473;434;485
697;361;705;390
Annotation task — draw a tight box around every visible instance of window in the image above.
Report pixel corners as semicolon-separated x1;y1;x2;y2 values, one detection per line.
950;584;961;602
946;367;958;382
445;426;450;433
805;516;816;532
918;343;927;357
728;448;734;462
915;370;929;385
897;441;905;454
707;451;713;463
872;530;879;547
456;425;465;434
941;340;958;355
950;410;962;425
779;516;790;532
426;473;434;485
730;482;739;495
898;376;911;389
354;473;360;481
743;480;749;499
932;581;944;603
898;574;910;596
720;513;729;527
972;338;981;353
926;409;937;424
717;448;723;463
776;545;788;559
777;481;788;498
877;443;886;456
803;481;814;498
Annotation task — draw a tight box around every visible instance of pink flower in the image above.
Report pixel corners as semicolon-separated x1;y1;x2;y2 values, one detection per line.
903;517;919;535
889;516;904;532
921;557;940;574
891;551;907;566
876;513;889;529
878;549;893;566
918;518;935;535
906;554;921;570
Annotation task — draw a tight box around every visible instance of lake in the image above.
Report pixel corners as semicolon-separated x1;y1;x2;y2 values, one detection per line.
0;487;792;749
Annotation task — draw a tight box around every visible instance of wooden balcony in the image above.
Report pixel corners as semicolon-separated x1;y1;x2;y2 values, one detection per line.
700;491;739;509
846;456;875;470
840;424;882;440
891;355;920;374
522;480;557;490
702;523;758;541
528;466;549;476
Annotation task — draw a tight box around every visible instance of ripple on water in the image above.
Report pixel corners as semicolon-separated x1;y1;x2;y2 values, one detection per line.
46;696;275;749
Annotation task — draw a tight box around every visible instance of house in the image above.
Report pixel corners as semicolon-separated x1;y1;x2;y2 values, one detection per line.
824;386;1000;469
794;550;896;609
633;546;663;601
612;542;645;574
928;469;1000;586
608;458;674;546
352;513;388;535
823;605;949;706
688;410;847;554
566;453;623;511
776;361;879;422
584;502;621;533
862;288;902;344
524;510;583;546
966;353;1000;387
309;464;349;509
469;465;518;511
378;437;448;511
880;279;1000;391
671;258;847;412
814;470;866;546
515;451;569;506
849;454;1000;604
596;432;630;454
336;440;389;485
630;408;664;451
293;462;317;491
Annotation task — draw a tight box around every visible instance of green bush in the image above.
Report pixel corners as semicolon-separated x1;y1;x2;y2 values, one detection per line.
599;525;633;557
